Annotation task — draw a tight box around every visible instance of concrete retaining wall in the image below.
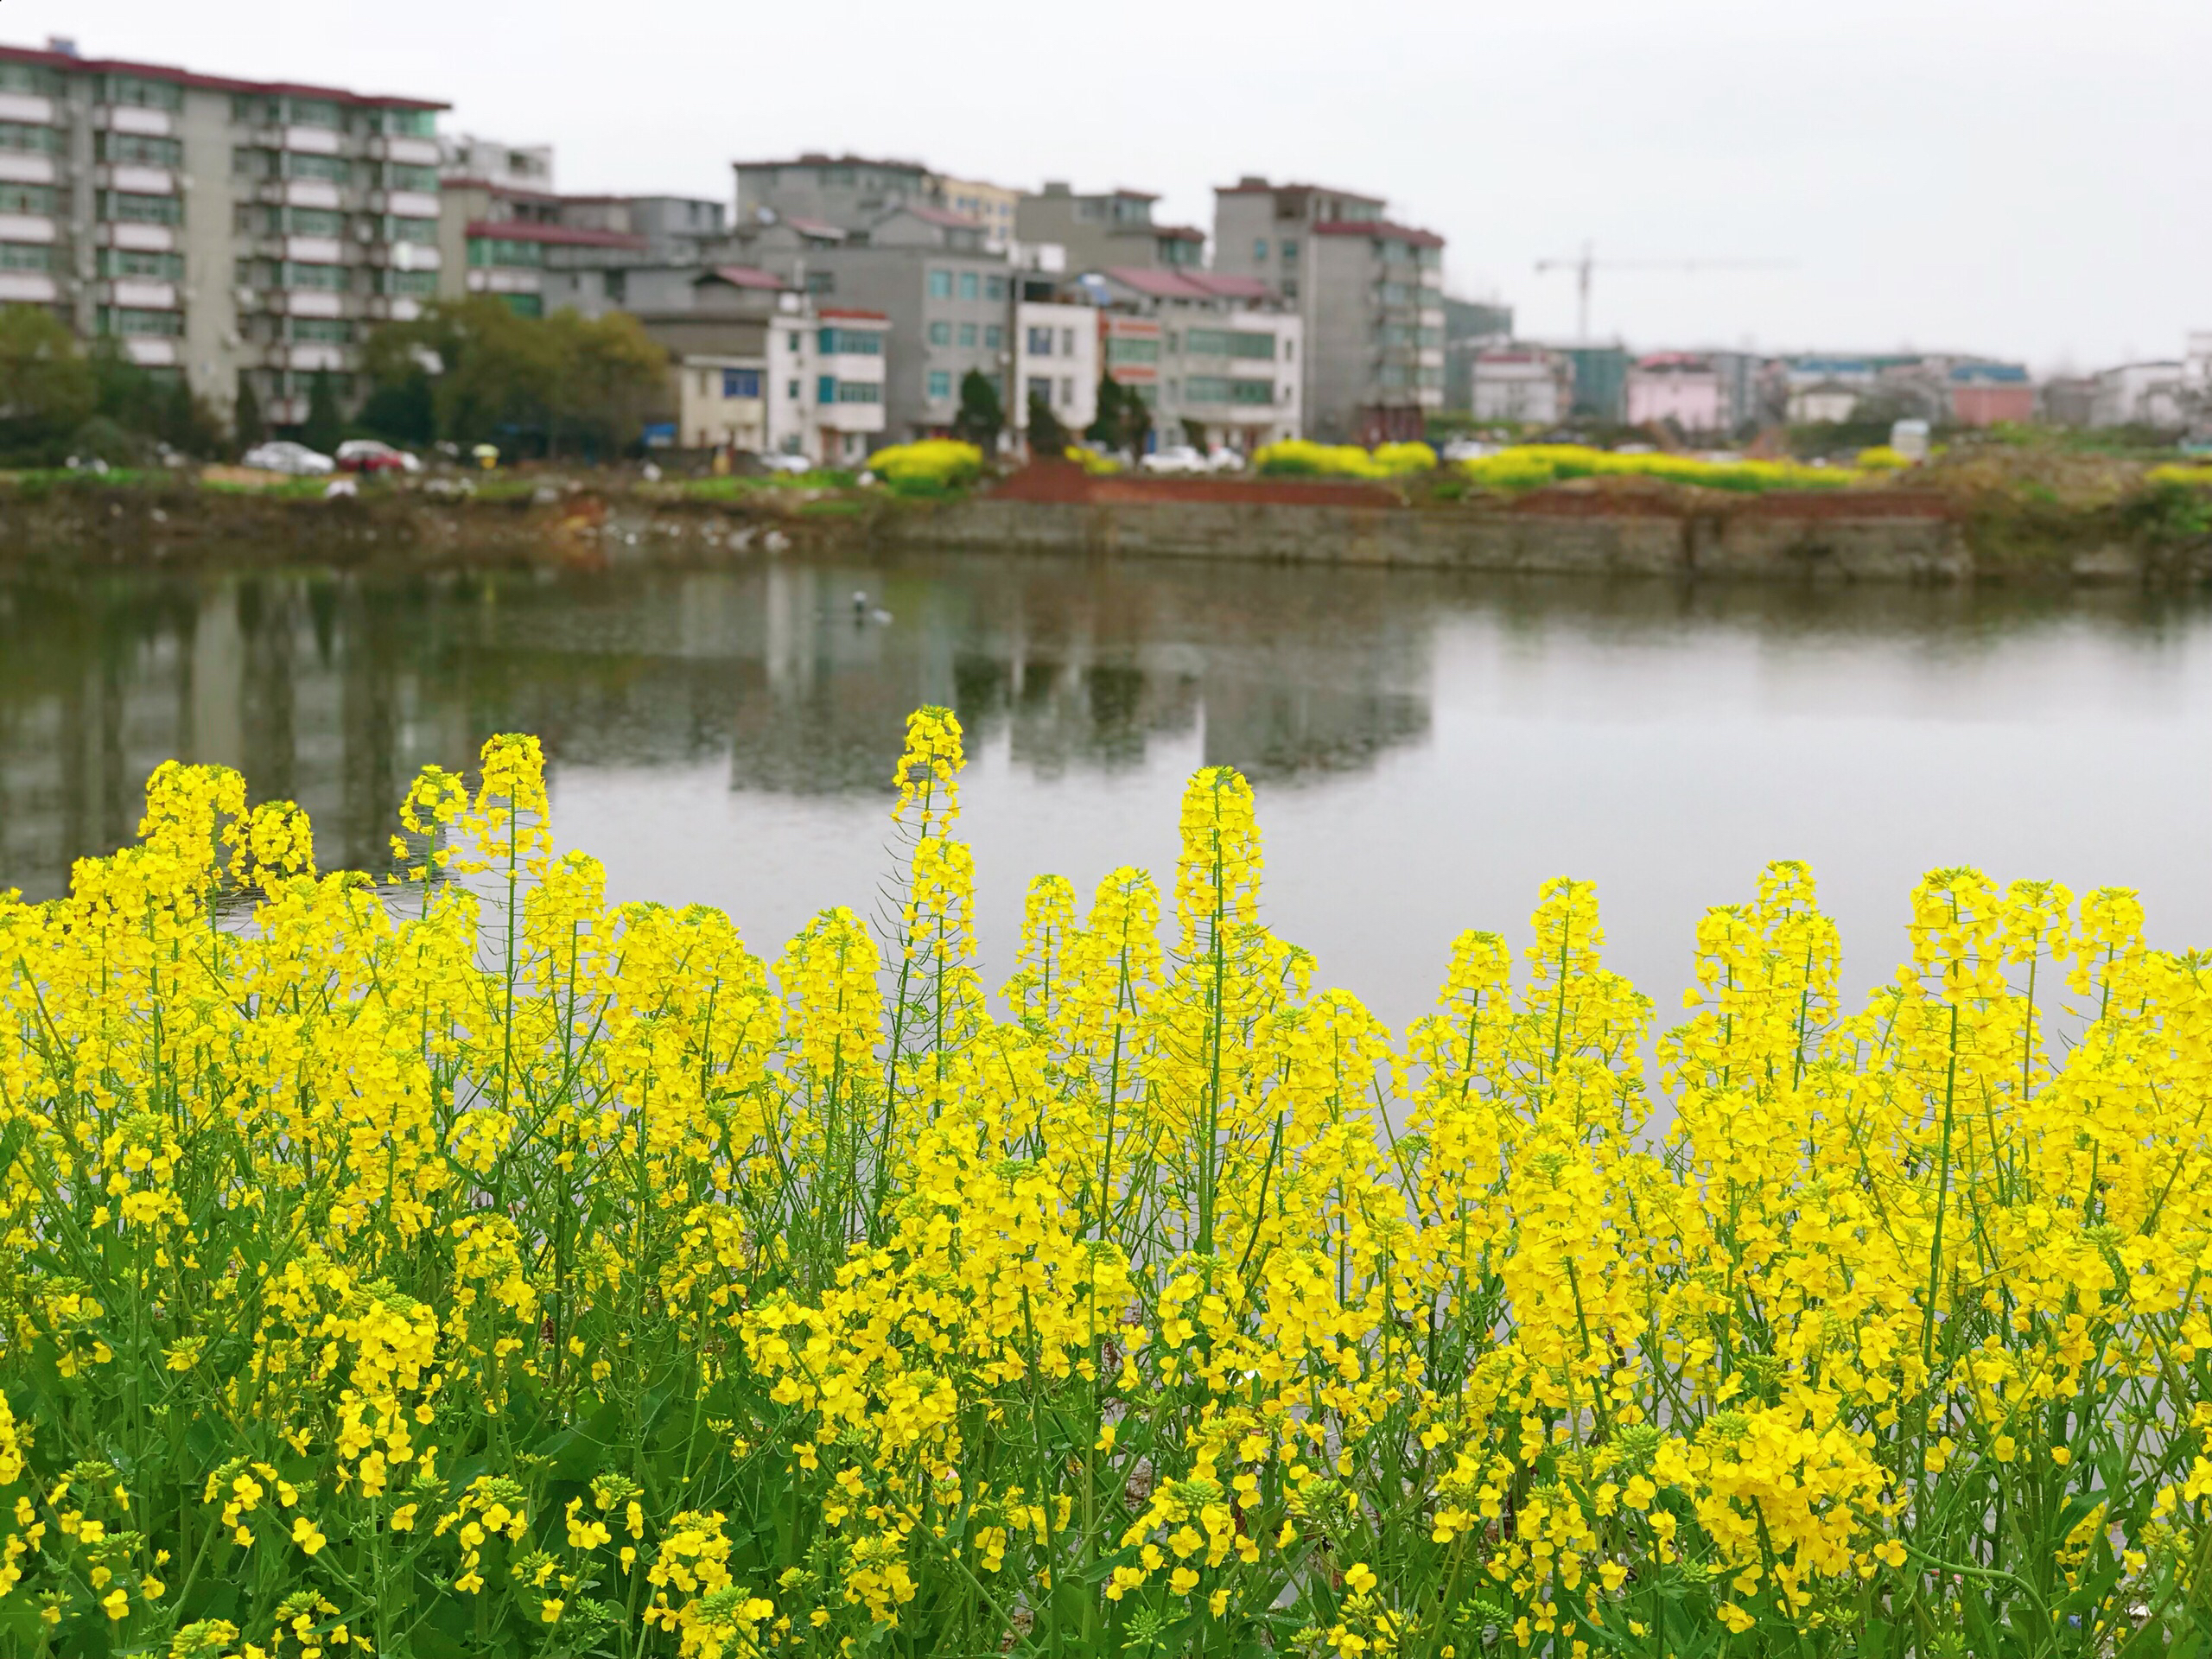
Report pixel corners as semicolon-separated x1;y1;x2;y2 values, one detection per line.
880;497;1982;582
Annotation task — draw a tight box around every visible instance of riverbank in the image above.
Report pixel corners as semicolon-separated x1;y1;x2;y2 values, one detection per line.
2;457;2207;582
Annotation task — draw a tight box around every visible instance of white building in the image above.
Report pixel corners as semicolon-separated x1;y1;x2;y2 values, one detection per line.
1014;300;1098;442
1080;267;1302;454
439;135;552;194
811;308;889;463
2089;361;2186;429
1471;348;1570;425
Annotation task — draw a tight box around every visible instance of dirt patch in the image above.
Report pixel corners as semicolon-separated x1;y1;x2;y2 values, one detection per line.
988;460;1400;509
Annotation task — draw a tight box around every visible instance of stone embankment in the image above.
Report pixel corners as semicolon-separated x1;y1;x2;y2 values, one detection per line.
879;461;2190;585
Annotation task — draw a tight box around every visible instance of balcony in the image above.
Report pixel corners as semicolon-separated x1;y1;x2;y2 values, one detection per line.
0;93;57;125
0;213;55;245
276;343;351;372
0;272;58;304
96;106;174;138
105;278;180;310
123;338;180;367
466;269;543;295
365;296;424;322
366;243;441;271
365;136;440;167
102;164;178;196
257;180;346;212
251;126;346;157
0;154;57;188
249;289;355;320
367;189;440;219
97;223;177;253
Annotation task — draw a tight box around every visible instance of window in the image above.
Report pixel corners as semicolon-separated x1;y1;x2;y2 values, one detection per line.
957;270;979;300
288;152;351;183
1027;326;1052;357
0;124;60;156
101;308;185;338
927;321;950;346
838;381;882;404
1379;364;1410;390
232;146;268;179
1280;238;1299;262
375;268;436;296
788;332;804;353
1282;278;1299;301
818;375;836;403
1106;335;1159;365
1418;326;1444;349
1059;376;1074;406
0;184;56;216
289;208;346;238
788;380;801;400
1419;365;1445;389
289;98;341;129
1378;282;1413;306
1253;238;1268;262
805;270;834;296
99;132;184;168
0;63;63;98
605;270;626;304
105;75;184;112
928;370;952;400
957;321;976;348
385;216;437;245
1061;328;1075;357
283;263;348;291
469;238;546;268
290;317;353;343
501;293;543;319
378;108;437;139
384;163;439;194
1027;375;1052;407
985;275;1006;301
1;243;53;271
1186;376;1230;404
817;327;883;355
722;368;762;398
232;95;281;126
927;269;952;299
102;193;183;226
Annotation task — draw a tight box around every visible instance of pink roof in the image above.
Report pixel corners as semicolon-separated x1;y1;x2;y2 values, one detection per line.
1634;352;1713;371
702;266;789;290
782;217;846;240
0;41;447;110
1182;271;1268;300
817;308;888;321
464;220;646;249
1103;266;1211;299
1312;219;1445;250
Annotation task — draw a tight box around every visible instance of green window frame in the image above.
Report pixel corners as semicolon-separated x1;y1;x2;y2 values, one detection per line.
0;243;53;271
0;123;60;156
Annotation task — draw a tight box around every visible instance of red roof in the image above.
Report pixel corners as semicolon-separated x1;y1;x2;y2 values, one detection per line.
817;308;888;321
1103;266;1212;300
0;41;447;110
1313;219;1445;249
894;203;983;231
702;266;789;290
1182;271;1268;300
464;220;645;249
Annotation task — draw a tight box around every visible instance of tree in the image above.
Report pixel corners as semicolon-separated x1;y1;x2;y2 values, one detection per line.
0;305;95;461
1027;390;1069;458
952;367;1003;450
545;309;667;460
233;376;266;451
302;371;344;454
155;377;226;459
1086;373;1150;457
355;368;435;448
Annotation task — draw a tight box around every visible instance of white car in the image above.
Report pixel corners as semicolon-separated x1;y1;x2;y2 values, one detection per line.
1440;438;1497;462
241;441;335;477
760;453;812;475
1141;444;1212;475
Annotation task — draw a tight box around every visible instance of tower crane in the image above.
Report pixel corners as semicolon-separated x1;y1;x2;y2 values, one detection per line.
1534;243;1792;341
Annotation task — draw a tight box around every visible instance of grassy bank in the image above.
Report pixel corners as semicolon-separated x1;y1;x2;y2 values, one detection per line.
0;710;2207;1656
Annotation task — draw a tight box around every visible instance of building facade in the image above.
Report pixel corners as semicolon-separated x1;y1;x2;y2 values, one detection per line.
0;39;447;423
1440;296;1513;411
1470;348;1571;425
1013;300;1099;441
1081;267;1301;453
1624;353;1724;433
1016;183;1205;273
733;155;940;236
938;175;1018;252
1946;362;2034;427
1211;178;1445;443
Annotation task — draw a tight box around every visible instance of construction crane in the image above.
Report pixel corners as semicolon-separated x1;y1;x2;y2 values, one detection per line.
1534;243;1791;341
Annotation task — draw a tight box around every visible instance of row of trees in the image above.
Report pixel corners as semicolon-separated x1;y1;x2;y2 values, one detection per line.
943;368;1159;458
0;306;226;467
0;298;669;468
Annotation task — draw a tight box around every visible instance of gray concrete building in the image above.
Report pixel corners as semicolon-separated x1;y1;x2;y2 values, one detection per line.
1015;183;1205;275
1211;177;1444;443
0;38;448;425
733;154;942;237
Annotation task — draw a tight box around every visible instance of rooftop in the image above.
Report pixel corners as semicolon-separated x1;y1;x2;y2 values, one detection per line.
817;308;889;322
0;40;447;110
699;266;791;291
735;153;931;175
463;220;646;249
1312;219;1446;250
1098;267;1274;303
891;203;985;231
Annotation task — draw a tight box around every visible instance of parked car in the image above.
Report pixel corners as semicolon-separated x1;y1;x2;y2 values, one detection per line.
1141;444;1213;475
1440;437;1497;462
335;439;423;475
760;453;812;475
240;441;334;477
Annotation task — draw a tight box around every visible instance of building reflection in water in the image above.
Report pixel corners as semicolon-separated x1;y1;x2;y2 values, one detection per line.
0;553;1441;899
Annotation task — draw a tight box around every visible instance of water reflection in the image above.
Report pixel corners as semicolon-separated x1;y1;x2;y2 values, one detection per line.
3;555;2210;1027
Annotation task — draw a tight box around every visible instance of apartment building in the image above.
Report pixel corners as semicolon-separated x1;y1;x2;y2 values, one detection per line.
0;38;447;423
1470;348;1571;425
939;175;1018;252
436;175;644;318
1015;183;1206;273
733;154;941;236
1082;267;1301;454
1211;178;1443;443
1624;353;1724;433
1013;300;1098;439
438;135;551;194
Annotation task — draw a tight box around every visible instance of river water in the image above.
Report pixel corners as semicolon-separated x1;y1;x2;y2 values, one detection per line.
4;551;2210;1029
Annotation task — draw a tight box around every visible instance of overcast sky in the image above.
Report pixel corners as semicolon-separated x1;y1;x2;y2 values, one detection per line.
15;0;2208;370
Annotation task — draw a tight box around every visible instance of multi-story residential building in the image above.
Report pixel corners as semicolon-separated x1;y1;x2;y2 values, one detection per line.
0;38;447;423
1470;348;1571;425
634;266;812;456
769;204;1012;442
732;154;941;237
1557;344;1629;423
810;308;889;462
1440;296;1513;411
1211;177;1444;442
1016;183;1206;273
1013;298;1098;441
2088;360;2186;429
438;135;551;194
436;175;644;317
1624;352;1724;433
1079;267;1301;454
939;175;1018;252
1946;362;2033;427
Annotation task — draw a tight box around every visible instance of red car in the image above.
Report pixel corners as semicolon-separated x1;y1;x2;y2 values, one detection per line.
335;440;423;475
